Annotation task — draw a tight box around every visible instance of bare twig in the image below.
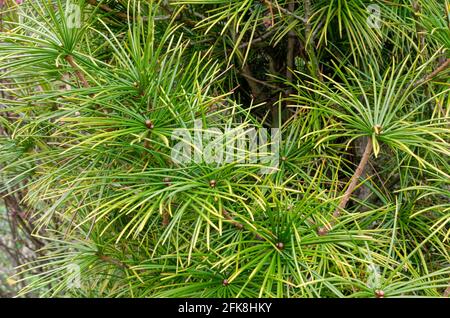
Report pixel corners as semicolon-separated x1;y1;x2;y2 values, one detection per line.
3;194;44;249
318;137;373;235
413;58;450;87
65;55;90;88
98;254;129;269
334;138;373;215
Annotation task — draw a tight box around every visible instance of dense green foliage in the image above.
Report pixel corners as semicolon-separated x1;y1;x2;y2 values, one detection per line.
0;0;449;297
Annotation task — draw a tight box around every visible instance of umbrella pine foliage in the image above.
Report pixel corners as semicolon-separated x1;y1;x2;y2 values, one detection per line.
0;0;449;297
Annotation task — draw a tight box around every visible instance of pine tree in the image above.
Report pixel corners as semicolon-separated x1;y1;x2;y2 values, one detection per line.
0;0;449;297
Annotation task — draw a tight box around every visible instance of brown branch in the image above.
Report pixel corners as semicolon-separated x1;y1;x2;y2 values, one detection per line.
335;137;373;215
3;194;44;249
0;240;21;265
318;137;373;235
413;58;450;87
65;55;90;88
98;254;129;269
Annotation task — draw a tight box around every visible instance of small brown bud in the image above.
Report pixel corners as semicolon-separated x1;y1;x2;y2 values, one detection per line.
255;234;264;241
209;179;217;188
163;177;171;186
222;279;229;286
222;209;231;219
276;242;284;250
317;227;328;236
262;16;273;28
145;119;154;129
234;222;244;230
373;125;382;135
375;290;385;298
